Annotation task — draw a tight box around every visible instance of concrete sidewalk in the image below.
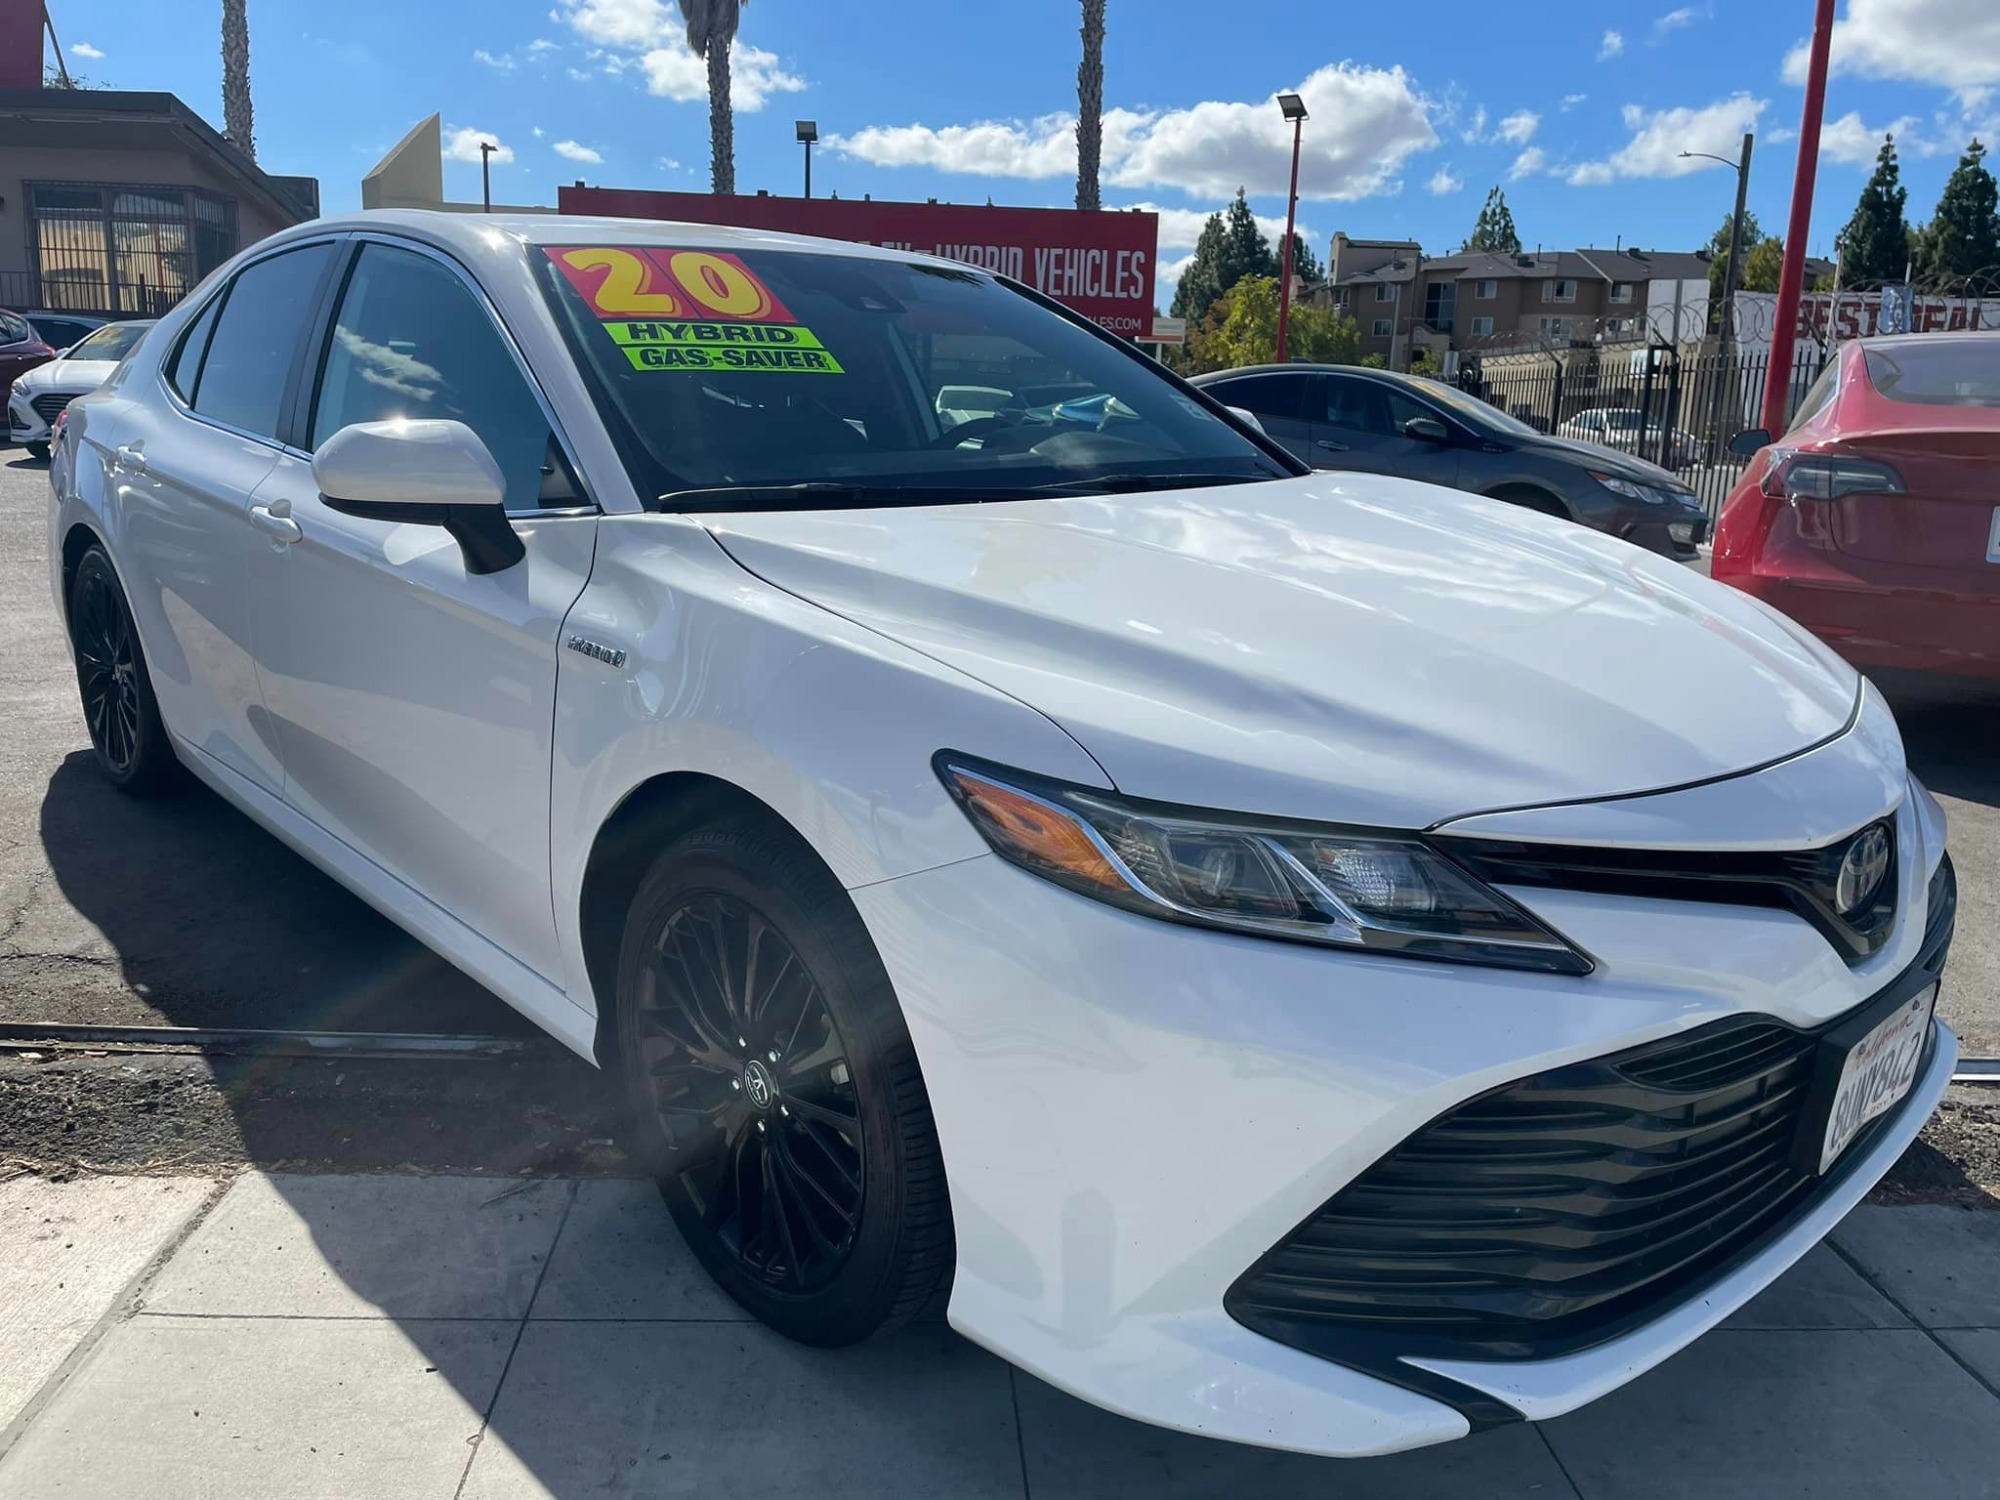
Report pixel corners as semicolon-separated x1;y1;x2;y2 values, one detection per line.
0;1174;1996;1499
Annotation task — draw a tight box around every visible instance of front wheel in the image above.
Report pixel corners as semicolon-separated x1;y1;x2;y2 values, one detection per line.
26;440;49;461
614;818;953;1345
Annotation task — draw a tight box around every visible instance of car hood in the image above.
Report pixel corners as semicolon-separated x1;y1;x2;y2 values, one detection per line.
18;357;118;392
703;473;1858;829
1522;432;1690;488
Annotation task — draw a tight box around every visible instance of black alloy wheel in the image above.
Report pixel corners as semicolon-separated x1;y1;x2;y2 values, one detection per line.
68;546;178;795
615;818;953;1346
634;892;866;1293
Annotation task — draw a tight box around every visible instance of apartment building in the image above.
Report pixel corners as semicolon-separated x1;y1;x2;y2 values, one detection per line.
1310;235;1713;368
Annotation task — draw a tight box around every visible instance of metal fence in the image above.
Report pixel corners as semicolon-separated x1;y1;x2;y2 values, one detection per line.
1457;340;1830;517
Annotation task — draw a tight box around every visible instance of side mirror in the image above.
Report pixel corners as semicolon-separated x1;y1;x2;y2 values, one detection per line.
313;418;524;575
1403;415;1450;444
1728;428;1772;458
1227;405;1267;435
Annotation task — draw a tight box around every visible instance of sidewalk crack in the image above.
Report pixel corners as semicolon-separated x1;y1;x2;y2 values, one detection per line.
452;1176;581;1500
0;1172;236;1468
1829;1238;2000;1406
1535;1422;1589;1500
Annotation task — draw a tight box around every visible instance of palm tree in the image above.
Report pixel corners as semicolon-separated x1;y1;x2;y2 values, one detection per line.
221;0;255;160
679;0;745;195
1075;0;1106;210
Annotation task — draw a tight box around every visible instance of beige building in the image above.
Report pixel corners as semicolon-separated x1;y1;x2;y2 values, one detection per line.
0;86;317;316
362;116;552;216
1311;238;1714;368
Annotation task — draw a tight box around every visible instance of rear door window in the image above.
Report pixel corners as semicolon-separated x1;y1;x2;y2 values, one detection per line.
1221;372;1312;421
189;243;335;440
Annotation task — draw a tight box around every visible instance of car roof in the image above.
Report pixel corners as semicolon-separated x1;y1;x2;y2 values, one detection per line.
259;207;972;277
1192;364;1419;383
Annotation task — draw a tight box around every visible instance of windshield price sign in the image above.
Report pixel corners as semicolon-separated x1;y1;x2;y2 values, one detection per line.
545;246;845;374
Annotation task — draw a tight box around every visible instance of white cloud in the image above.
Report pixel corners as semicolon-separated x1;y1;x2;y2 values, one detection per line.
473;48;515;71
1599;30;1625;59
553;139;604;163
1561;93;1588;110
442;127;513;165
1460;106;1489;143
1784;0;2000;92
1652;6;1702;39
557;0;804;110
1508;146;1547;179
658;156;682;171
1117;201;1301;254
72;40;104;59
1818;111;1923;165
529;37;559;53
532;126;546;138
1428;166;1464;194
834;63;1437;202
1564;93;1764;183
1496;109;1540;145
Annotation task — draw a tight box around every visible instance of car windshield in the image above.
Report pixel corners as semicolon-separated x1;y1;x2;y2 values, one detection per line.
1407;376;1541;437
1863;341;2000;408
67;321;150;361
534;243;1286;507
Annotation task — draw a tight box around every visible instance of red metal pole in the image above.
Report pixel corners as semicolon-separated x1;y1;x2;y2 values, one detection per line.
1761;0;1837;435
1276;115;1303;363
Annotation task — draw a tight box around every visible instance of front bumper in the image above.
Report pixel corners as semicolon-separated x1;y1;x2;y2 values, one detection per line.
7;386;54;444
856;774;1950;1456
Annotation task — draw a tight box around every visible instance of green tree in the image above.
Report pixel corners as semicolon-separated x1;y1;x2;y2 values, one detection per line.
1705;209;1765;306
1286;231;1324;287
222;0;255;159
1169;189;1277;325
1918;139;1999;288
1741;236;1786;293
1074;0;1106;210
1840;134;1911;286
1462;187;1522;255
1189;275;1359;370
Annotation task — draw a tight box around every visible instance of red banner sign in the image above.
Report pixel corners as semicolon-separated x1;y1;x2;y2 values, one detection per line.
558;186;1159;338
1796;293;2000;341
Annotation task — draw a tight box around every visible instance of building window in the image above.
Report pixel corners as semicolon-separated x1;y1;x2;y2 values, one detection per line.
26;182;239;315
1610;281;1635;304
1544;279;1577;304
1422;281;1456;333
1372;318;1394;337
1474;279;1497;299
1374;283;1398;303
1329;287;1348;307
1469;315;1494;336
1538;316;1570;338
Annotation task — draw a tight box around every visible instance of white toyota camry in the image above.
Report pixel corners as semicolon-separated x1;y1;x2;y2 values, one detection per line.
48;211;1956;1457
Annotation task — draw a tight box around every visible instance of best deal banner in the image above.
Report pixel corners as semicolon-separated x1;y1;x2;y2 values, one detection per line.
559;186;1159;339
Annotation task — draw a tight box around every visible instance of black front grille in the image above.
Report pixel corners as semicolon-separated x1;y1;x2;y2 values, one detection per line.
1228;856;1954;1370
30;392;75;423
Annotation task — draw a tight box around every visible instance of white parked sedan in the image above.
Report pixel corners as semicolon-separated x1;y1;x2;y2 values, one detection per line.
7;318;154;459
48;212;1956;1457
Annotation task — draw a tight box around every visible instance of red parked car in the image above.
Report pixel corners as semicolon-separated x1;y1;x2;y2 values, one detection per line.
1712;332;2000;682
0;308;57;393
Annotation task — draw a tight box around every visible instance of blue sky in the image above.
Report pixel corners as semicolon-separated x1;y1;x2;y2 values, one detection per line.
43;0;2000;304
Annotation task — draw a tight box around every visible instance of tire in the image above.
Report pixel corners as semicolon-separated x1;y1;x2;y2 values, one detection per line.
67;546;181;796
26;441;49;461
614;817;952;1345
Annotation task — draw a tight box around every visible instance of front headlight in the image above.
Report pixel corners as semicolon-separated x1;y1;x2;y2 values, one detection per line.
937;756;1592;974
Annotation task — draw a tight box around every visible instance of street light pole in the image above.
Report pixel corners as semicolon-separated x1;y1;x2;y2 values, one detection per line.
1682;134;1754;459
795;120;818;199
479;141;495;213
1275;93;1308;364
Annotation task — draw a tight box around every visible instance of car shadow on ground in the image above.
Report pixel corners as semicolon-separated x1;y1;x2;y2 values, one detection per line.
1876;677;2000;810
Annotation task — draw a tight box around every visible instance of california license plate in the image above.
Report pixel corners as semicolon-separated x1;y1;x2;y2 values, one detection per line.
1817;986;1936;1174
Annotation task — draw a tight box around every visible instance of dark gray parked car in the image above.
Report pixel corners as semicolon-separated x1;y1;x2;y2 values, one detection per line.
1192;364;1708;558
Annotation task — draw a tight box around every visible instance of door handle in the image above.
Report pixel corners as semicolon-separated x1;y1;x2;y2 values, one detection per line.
1316;439;1350;453
249;500;302;545
113;442;147;472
